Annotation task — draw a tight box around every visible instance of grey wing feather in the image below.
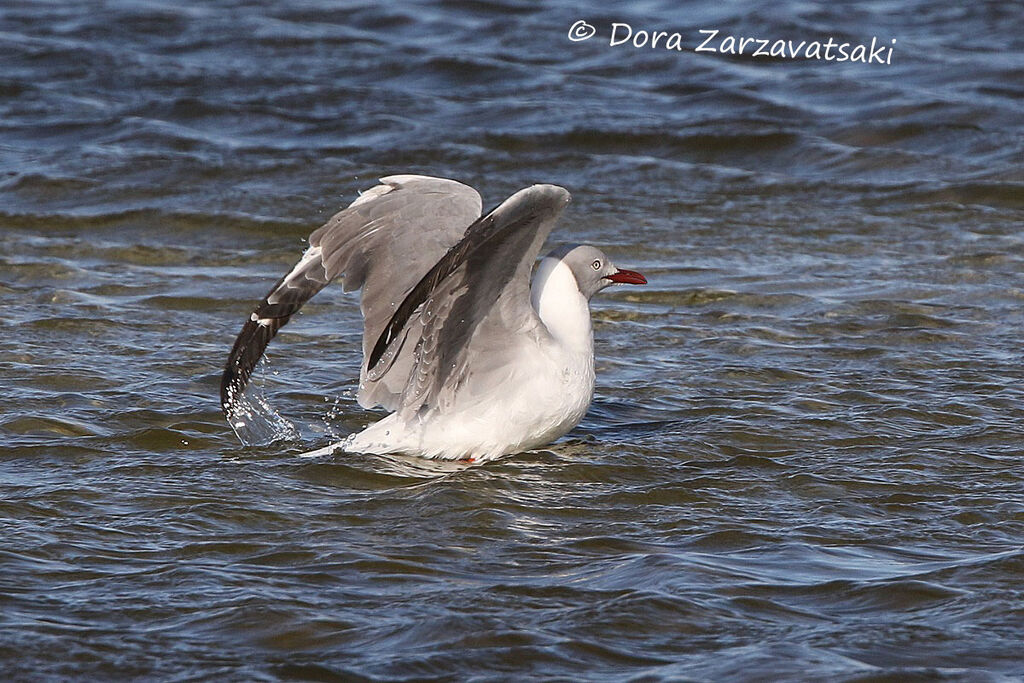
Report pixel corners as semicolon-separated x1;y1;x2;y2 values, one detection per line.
220;175;482;415
367;184;572;419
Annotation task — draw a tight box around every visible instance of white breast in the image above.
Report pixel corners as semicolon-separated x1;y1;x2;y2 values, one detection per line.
521;256;597;444
531;257;593;352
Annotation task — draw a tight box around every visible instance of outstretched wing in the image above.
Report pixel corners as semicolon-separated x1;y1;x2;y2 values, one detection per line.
366;184;572;419
220;175;482;415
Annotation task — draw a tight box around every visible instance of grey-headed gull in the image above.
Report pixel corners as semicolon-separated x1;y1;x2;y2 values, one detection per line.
221;175;646;461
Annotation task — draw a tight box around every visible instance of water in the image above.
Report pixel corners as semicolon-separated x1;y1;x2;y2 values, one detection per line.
2;0;1022;679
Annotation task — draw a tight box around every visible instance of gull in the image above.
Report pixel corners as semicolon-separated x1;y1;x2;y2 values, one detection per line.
221;175;646;462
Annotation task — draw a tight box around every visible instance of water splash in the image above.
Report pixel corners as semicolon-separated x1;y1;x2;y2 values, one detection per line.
224;357;299;446
320;393;351;442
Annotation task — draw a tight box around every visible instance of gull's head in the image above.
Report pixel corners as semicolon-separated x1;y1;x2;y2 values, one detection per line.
550;244;647;300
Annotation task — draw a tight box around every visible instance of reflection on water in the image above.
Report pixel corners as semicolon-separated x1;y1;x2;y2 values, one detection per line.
1;0;1022;679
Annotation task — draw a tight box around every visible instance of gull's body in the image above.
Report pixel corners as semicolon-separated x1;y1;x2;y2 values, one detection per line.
221;175;645;462
348;255;596;460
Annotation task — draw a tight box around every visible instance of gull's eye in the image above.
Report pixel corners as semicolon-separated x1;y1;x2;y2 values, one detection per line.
591;259;602;271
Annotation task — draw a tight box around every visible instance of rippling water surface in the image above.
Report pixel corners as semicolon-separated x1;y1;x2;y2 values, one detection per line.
2;1;1022;679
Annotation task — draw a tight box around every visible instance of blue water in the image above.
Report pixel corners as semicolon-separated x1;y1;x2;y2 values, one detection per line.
1;1;1022;680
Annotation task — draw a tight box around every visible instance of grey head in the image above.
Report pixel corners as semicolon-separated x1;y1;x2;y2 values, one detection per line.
548;244;647;300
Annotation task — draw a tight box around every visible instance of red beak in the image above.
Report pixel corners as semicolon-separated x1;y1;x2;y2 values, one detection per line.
604;268;647;285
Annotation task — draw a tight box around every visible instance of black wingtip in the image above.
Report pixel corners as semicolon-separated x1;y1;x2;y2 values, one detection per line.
219;244;334;418
220;357;247;416
219;315;289;417
220;319;258;417
219;368;235;413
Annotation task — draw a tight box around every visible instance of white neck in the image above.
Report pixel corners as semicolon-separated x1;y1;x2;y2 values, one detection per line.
530;257;593;352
